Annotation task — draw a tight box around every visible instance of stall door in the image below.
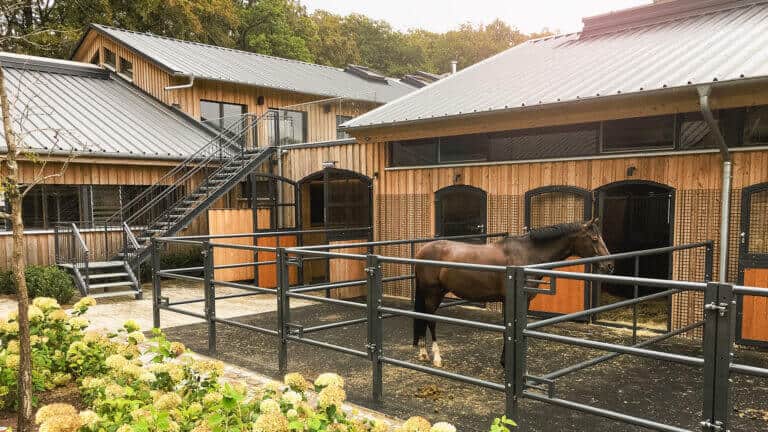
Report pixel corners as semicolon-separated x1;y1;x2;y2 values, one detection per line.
525;186;592;315
737;183;768;346
435;185;487;242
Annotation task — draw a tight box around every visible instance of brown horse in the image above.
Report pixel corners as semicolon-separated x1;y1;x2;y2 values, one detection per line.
413;219;614;367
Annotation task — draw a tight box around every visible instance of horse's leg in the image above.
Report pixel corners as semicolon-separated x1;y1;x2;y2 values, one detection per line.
425;292;444;367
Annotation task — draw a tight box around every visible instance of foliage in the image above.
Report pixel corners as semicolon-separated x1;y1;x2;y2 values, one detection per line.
1;0;550;76
0;266;75;304
489;416;517;431
0;296;96;411
139;248;203;282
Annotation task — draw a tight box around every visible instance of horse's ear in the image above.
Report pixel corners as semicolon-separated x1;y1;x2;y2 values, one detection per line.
583;218;600;230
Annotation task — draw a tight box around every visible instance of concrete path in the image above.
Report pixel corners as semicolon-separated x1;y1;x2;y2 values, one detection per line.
0;280;313;333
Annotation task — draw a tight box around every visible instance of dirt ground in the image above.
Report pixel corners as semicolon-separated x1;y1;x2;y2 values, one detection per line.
0;383;84;431
163;298;768;432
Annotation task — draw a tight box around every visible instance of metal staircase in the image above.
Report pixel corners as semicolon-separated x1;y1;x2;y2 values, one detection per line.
55;112;277;299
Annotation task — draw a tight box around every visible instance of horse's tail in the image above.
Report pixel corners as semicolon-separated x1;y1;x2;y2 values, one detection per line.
413;273;428;347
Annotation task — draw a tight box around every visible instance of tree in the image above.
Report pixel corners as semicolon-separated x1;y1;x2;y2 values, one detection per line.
236;0;316;62
0;53;80;432
308;10;360;68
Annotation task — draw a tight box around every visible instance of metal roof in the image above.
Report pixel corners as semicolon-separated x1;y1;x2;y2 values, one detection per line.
0;53;215;160
344;0;768;130
83;24;417;104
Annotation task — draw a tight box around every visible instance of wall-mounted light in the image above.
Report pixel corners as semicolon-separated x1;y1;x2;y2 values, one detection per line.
257;96;265;106
453;173;462;184
373;171;379;180
322;161;337;169
626;166;637;177
323;103;332;113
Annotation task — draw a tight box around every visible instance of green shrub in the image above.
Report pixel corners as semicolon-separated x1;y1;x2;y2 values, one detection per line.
140;247;203;282
0;265;75;304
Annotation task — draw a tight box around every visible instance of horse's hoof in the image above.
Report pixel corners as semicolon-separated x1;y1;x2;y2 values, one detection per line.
418;352;430;362
433;357;443;368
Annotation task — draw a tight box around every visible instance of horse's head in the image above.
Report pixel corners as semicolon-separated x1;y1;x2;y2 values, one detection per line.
572;218;614;274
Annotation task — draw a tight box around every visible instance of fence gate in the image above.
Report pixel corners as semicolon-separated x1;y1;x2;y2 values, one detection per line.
737;182;768;346
524;186;592;315
435;185;487;243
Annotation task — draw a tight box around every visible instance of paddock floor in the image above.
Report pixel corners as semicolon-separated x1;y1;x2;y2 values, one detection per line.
163;298;768;431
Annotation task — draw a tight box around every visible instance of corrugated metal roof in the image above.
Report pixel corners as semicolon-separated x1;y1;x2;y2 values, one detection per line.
0;53;215;159
344;0;768;130
87;24;416;104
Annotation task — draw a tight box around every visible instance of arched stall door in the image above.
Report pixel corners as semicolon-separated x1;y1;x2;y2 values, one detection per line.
434;185;487;242
524;186;592;316
208;174;299;285
737;182;768;346
298;169;373;298
595;180;674;330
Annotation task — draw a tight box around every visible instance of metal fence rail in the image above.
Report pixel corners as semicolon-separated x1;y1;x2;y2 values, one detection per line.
150;231;768;432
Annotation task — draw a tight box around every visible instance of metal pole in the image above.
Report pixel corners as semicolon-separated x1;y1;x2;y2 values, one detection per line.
701;282;734;431
633;256;639;344
203;241;216;355
277;247;289;373
718;161;732;283
410;241;416;305
503;266;516;419
366;254;384;403
151;238;161;328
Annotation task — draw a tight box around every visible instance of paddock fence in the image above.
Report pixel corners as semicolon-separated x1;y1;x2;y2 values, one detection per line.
150;229;768;432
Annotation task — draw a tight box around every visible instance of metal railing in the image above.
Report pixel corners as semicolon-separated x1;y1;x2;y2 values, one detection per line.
53;222;90;294
150;231;768;431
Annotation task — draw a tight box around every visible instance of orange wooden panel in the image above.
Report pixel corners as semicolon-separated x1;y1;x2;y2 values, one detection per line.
208;209;254;282
329;241;367;299
741;268;768;342
529;259;586;315
256;235;298;288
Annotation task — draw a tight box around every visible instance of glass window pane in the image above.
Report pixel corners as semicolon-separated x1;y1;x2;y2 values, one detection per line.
278;110;306;145
679;113;717;150
490;125;599;160
221;103;245;133
104;49;116;68
200;101;221;129
439;135;488;163
21;186;45;229
119;57;133;80
389;139;438;166
603;115;674;152
92;186;121;224
745;106;768;145
336;115;353;139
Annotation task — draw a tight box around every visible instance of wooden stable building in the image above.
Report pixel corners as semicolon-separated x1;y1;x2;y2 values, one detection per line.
282;0;768;345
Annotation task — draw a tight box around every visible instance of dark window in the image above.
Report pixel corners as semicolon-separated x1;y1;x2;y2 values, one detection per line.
90;51;100;65
435;186;487;243
390;139;438;166
439;134;488;163
745;106;768;145
269;109;307;145
602;115;675;152
92;186;121;224
19;185;85;229
679;112;717;150
336;115;353;139
118;57;133;80
309;183;324;225
104;49;116;69
489;125;599;160
200;100;247;132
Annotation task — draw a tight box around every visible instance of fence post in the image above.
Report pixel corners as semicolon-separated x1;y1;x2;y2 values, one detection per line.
366;254;384;403
203;241;217;355
504;266;527;420
701;282;734;432
151;238;161;329
277;247;289;374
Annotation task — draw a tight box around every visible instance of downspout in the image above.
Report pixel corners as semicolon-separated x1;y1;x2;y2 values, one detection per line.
697;85;731;282
164;73;195;91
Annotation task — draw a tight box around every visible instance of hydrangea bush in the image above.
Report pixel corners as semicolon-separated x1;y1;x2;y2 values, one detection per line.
1;297;491;431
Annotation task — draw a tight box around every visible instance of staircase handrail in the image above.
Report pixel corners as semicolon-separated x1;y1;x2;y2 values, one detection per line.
104;112;269;226
119;112;274;228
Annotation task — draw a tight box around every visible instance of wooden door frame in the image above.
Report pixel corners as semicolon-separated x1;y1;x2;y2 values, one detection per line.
524;185;593;317
434;185;488;239
736;182;768;347
594;179;675;331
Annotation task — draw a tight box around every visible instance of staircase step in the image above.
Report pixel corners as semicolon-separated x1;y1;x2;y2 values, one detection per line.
89;280;136;290
86;261;127;269
90;290;141;300
87;272;131;280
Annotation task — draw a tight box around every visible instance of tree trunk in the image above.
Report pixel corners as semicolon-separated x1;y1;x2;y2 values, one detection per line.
0;59;33;432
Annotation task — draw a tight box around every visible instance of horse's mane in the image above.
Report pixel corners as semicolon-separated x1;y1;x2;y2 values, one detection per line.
527;222;582;243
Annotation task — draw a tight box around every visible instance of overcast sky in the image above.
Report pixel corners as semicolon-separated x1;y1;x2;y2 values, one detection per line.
302;0;652;34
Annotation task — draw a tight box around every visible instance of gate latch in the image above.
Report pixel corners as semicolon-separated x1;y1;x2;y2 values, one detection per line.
364;266;377;275
699;420;726;432
704;302;730;317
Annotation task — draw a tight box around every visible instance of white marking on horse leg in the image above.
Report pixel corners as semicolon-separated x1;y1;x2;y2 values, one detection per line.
418;338;429;362
432;341;443;368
